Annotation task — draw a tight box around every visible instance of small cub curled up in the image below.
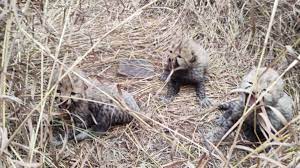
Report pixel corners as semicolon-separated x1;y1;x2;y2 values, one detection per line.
206;67;294;144
51;67;139;145
161;38;211;108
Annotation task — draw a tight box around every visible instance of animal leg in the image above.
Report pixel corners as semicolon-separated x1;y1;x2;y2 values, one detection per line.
204;100;244;144
162;80;180;103
160;69;171;81
195;81;211;108
217;99;244;125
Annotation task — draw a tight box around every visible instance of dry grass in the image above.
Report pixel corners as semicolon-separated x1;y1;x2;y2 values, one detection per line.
0;0;299;167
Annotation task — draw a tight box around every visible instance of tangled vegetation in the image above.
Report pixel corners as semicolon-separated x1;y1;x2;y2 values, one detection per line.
0;0;299;167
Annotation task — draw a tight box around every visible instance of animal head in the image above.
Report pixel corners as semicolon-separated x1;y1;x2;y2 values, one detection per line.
52;68;88;109
240;67;284;106
167;39;207;69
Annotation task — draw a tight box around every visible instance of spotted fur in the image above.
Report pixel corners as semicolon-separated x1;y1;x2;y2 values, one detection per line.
161;38;211;108
207;67;294;143
51;68;139;145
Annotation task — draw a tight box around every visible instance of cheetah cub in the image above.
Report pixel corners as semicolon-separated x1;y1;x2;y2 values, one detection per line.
160;38;211;108
207;67;294;143
51;68;139;145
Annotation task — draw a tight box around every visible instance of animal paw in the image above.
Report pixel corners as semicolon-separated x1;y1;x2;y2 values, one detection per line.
218;103;230;111
215;115;233;128
199;97;212;108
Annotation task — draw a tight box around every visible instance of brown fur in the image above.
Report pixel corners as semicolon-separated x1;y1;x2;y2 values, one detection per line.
206;67;294;143
51;67;139;145
161;38;211;108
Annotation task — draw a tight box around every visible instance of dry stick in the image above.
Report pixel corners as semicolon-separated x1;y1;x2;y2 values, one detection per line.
125;130;161;167
0;0;160;155
132;111;225;161
126;111;198;160
258;140;293;167
286;45;300;62
11;142;56;167
118;0;125;9
143;65;223;160
109;99;207;161
0;13;12;128
254;155;287;168
38;0;77;162
193;105;218;117
224;0;280;167
155;66;185;96
18;0;151;114
162;159;188;168
79;146;95;168
0;95;23;105
38;0;158;110
235;115;300;168
233;55;300;167
47;0;78;91
29;0;79;165
198;130;227;166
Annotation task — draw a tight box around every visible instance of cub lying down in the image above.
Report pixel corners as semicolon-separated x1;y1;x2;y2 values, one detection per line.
51;68;139;145
206;67;294;144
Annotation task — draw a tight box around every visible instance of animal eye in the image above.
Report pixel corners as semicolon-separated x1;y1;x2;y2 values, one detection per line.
169;50;173;53
56;90;61;94
71;92;76;96
262;89;267;92
248;82;253;84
